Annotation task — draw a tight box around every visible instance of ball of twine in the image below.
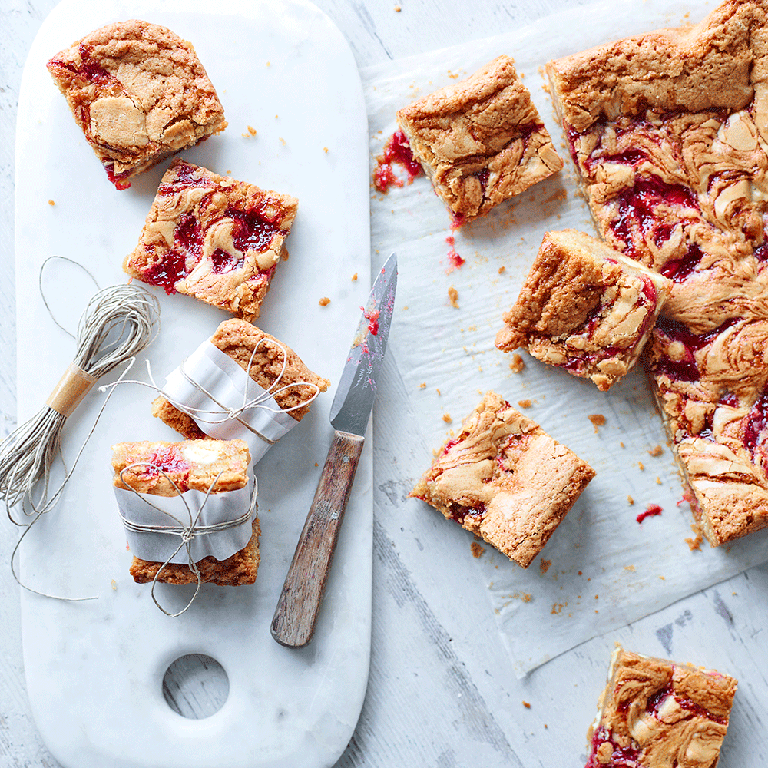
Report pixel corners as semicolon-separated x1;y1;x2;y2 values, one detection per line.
0;282;160;517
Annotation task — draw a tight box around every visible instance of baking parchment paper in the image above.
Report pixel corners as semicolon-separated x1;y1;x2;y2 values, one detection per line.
362;0;768;676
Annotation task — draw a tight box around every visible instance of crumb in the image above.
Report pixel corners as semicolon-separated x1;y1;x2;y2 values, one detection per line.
627;495;635;505
498;265;506;274
656;477;662;485
436;388;441;395
448;286;459;308
648;445;664;457
242;125;257;137
624;564;636;572
402;305;409;310
394;4;402;10
638;461;645;471
323;146;329;153
594;594;599;599
275;114;278;119
521;593;532;603
620;441;625;448
48;199;55;206
419;382;426;389
551;602;567;615
685;534;703;551
352;273;358;281
319;297;330;306
577;571;582;575
509;354;525;373
517;399;532;408
315;462;319;467
471;541;485;558
545;724;548;729
442;413;452;423
588;414;605;432
110;579;117;590
539;558;551;574
266;61;271;66
522;701;531;709
279;137;286;145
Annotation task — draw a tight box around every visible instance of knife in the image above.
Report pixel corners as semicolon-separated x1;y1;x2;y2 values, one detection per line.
270;253;398;648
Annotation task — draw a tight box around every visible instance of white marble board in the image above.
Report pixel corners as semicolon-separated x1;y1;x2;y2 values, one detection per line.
14;0;372;766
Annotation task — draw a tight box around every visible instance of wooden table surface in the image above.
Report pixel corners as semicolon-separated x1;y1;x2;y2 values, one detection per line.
2;1;768;766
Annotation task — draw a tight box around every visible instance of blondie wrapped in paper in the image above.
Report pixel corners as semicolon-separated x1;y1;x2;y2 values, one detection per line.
152;319;330;463
112;439;259;588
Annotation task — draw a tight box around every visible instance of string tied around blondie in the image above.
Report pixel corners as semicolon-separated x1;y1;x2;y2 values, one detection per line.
102;337;321;451
0;256;161;600
117;466;258;617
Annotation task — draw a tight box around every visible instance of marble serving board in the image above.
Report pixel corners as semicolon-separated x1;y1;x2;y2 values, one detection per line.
14;1;371;766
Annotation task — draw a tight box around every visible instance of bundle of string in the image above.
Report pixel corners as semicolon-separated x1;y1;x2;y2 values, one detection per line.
118;465;257;617
0;271;160;595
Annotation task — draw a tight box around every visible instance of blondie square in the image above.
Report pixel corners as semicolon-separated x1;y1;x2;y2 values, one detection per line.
496;230;672;391
585;646;737;768
396;55;563;225
112;438;258;586
123;160;298;320
411;391;595;567
547;0;768;544
47;20;226;188
152;318;330;439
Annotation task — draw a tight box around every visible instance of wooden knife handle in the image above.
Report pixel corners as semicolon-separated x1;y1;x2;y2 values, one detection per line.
271;430;365;648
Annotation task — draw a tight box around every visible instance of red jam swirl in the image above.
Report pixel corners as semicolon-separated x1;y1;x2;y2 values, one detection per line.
742;391;768;474
610;176;698;260
660;243;703;282
646;683;726;724
226;204;283;254
141;212;201;294
585;726;641;768
132;446;191;492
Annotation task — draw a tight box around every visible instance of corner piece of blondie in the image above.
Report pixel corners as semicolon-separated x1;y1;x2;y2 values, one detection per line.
47;20;226;188
396;55;563;225
123;160;298;320
411;391;594;567
496;230;671;391
585;646;737;768
111;438;258;586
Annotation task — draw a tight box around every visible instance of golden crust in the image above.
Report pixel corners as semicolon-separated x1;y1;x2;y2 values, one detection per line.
496;230;671;390
47;20;226;184
123;160;298;320
587;646;737;768
546;1;763;133
396;55;562;222
411;391;594;567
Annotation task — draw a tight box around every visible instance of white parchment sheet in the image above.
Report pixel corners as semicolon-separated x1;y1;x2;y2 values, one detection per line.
362;0;768;675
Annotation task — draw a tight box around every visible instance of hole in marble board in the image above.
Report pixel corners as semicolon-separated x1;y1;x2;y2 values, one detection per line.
162;654;229;719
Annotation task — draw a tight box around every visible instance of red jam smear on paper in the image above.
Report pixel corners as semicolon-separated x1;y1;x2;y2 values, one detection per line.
373;130;423;193
585;726;641;768
637;504;662;523
446;235;465;272
610;176;698;259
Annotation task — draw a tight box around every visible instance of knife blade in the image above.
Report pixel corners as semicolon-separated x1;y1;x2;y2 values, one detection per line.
271;253;397;648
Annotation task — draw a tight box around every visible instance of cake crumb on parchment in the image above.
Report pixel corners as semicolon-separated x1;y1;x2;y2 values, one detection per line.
517;399;532;408
448;286;459;308
648;444;664;457
539;558;551;574
588;414;605;432
442;413;452;423
509;354;525;373
471;541;485;558
319;297;330;306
